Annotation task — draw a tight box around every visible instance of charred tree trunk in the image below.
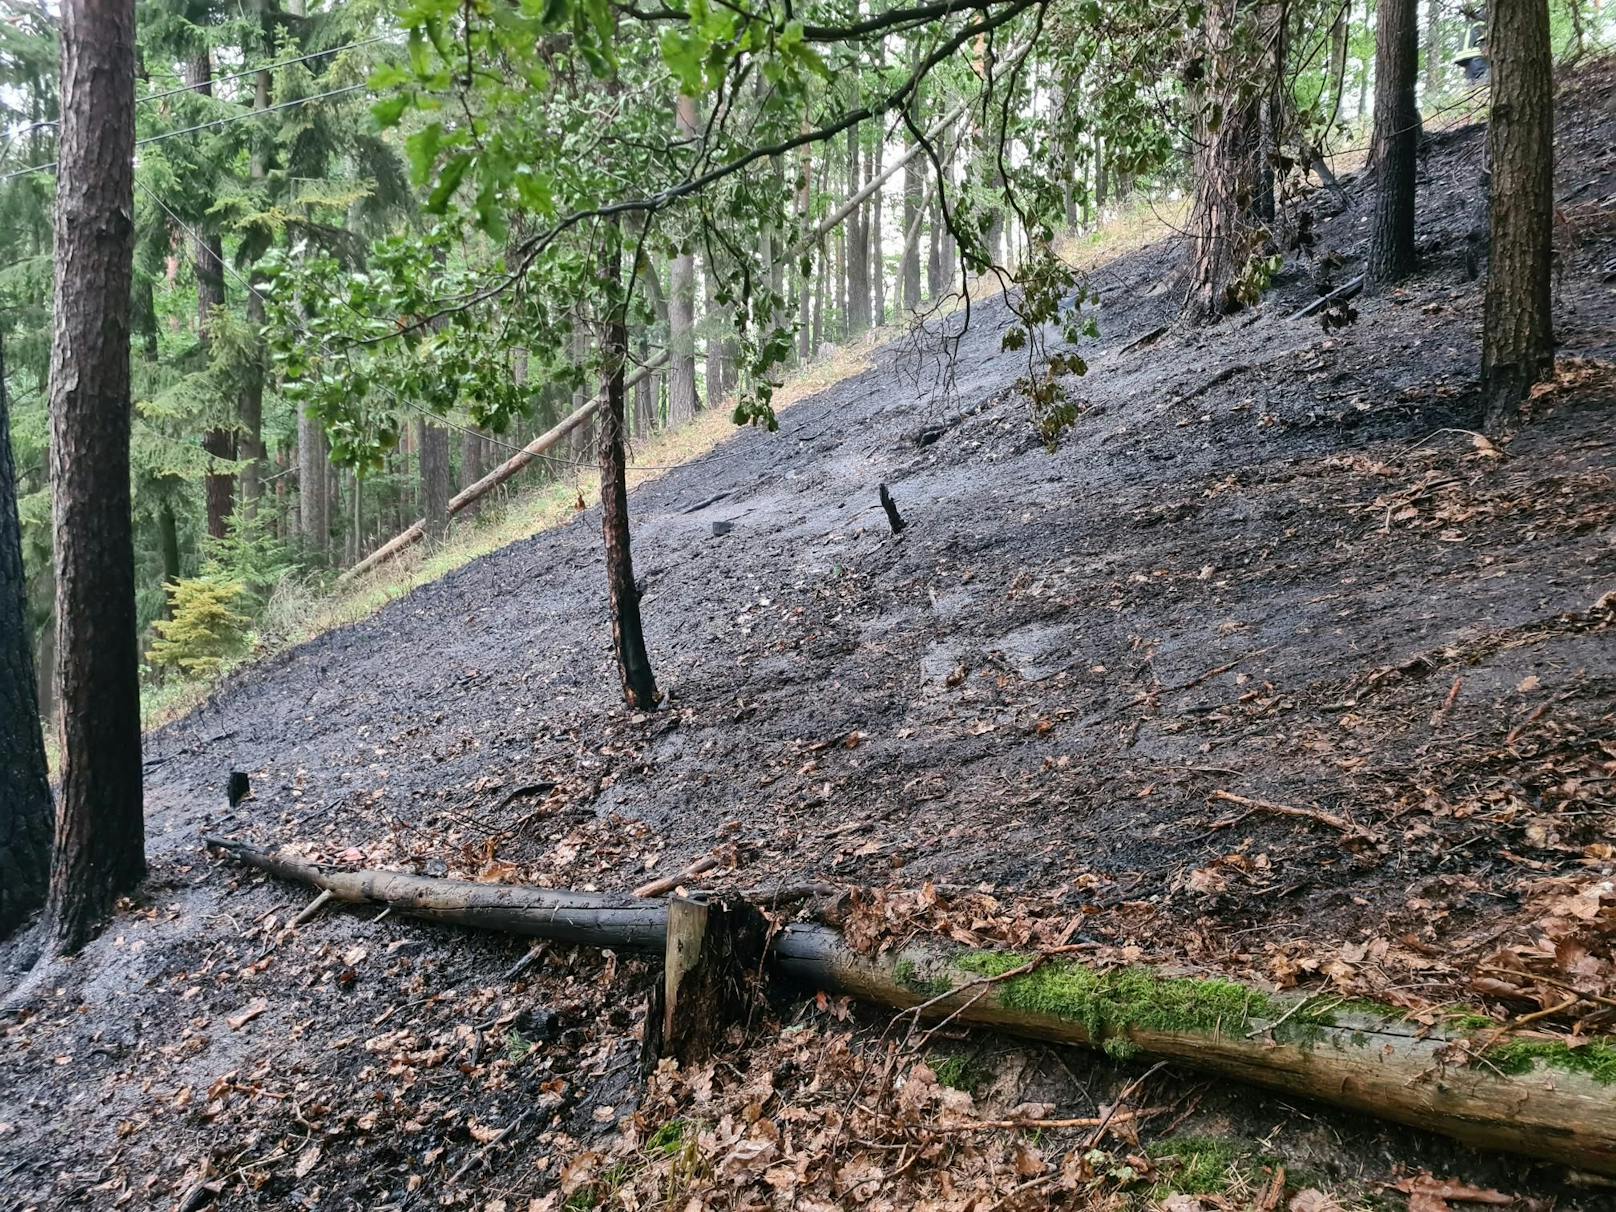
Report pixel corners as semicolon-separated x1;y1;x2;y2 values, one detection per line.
1367;0;1420;286
599;226;659;710
417;417;451;543
0;333;53;938
1481;0;1555;432
43;0;145;953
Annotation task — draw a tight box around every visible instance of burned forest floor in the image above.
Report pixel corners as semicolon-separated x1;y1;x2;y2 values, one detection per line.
5;61;1616;1212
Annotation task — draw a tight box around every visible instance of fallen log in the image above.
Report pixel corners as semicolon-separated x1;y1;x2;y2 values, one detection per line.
339;354;668;583
204;836;1616;1176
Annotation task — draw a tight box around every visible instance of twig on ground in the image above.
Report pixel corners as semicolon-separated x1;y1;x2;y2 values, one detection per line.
1207;790;1378;842
633;854;721;898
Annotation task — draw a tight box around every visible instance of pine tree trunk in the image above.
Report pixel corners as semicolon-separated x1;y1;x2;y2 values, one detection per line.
1367;0;1420;286
238;59;271;518
460;424;485;518
598;225;658;710
1186;0;1260;321
297;408;329;560
239;291;266;517
870;136;885;326
43;0;145;953
846;126;869;335
797;138;813;362
187;53;235;539
0;333;53;939
1482;0;1555;432
702;268;724;410
668;96;701;426
418;418;451;543
901;96;924;312
1329;7;1350;122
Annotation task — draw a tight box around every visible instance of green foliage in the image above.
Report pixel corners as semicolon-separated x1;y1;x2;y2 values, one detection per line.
200;504;297;607
146;576;253;676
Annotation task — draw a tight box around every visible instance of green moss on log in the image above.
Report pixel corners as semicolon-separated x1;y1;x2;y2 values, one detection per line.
954;953;1335;1044
1487;1038;1616;1085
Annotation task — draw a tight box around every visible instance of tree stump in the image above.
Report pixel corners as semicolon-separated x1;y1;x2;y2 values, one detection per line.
641;893;767;1072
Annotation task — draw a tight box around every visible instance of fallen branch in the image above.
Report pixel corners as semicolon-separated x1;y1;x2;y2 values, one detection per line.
1289;275;1364;320
204;836;1616;1175
632;854;721;899
1206;790;1378;842
928;1106;1169;1134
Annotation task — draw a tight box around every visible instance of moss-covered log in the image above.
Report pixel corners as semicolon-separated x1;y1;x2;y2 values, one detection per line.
205;837;1616;1175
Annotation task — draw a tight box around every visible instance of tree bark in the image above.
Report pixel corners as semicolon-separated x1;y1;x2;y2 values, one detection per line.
901;84;925;312
846;125;870;336
702;266;725;410
43;0;145;953
187;53;236;539
208;839;1616;1179
1185;0;1260;321
668;95;701;426
1481;0;1555;432
418;417;451;542
0;333;53;939
869;133;886;326
1367;0;1420;287
598;226;659;710
1329;5;1350;123
297;408;329;560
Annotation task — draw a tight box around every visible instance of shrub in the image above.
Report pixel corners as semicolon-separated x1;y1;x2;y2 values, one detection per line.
146;576;252;676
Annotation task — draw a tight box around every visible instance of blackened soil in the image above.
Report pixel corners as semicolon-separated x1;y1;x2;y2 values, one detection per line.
3;61;1614;1212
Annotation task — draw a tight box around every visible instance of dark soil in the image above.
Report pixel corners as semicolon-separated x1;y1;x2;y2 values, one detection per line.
3;62;1614;1211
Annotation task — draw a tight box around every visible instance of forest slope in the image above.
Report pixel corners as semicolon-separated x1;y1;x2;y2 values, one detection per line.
2;62;1614;1210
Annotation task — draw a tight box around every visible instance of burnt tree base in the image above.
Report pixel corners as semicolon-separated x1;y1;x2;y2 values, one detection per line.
641;893;769;1073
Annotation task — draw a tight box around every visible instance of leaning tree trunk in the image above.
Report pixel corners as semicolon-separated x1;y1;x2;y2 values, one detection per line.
207;838;1616;1178
1367;0;1420;287
599;225;659;710
43;0;145;954
0;333;53;939
1481;0;1555;433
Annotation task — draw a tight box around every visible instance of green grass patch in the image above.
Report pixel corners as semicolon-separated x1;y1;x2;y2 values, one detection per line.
931;1052;987;1093
1145;1136;1278;1200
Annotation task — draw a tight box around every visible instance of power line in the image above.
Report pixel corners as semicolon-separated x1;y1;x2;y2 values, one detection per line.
136;36;393;107
0;82;371;184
